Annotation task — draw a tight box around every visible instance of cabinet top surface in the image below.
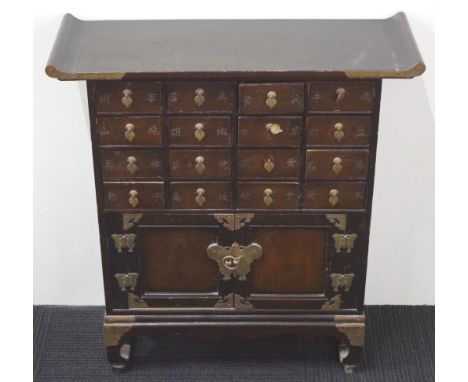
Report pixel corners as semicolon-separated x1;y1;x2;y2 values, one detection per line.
46;13;425;81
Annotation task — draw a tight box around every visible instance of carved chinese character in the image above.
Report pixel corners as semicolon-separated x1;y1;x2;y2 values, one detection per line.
355;192;364;200
99;93;110;104
99;124;109;135
239;192;250;200
217;92;228;102
104;160;114;169
170;127;181;137
216;127;228;136
289;126;300;136
284;191;296;201
309;128;319;136
171;161;180;170
151;192;162;201
355;160;364;170
290;94;302;105
107;192;117;201
150;159;161;168
243;95;253;107
360;91;373;103
306;191;317;200
147;124;160;135
172;192;182;202
218;192;229;201
286;158;297;168
168;92;178;103
239;159;251;168
239;128;249;136
146;93;158;103
307;162;317;171
310;92;322;102
218;160;229;170
355;126;367;137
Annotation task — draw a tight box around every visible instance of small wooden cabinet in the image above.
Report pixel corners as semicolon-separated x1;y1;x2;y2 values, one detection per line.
46;13;424;373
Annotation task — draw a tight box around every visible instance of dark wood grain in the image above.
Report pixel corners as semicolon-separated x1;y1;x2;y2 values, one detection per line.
306;149;369;180
170;182;232;209
306;116;371;146
303;181;366;209
100;149;164;180
98;116;162;146
167;116;232;146
168;149;231;179
237;182;300;209
238;149;300;178
102;182;164;210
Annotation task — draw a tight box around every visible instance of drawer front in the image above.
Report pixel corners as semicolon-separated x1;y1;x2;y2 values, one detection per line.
97;116;162;146
303;182;366;209
238;117;302;146
96;82;162;113
169;150;231;179
238;149;300;179
170;182;232;209
306;116;371;146
167;116;232;146
306;149;369;180
237;182;300;209
167;82;235;113
308;81;376;112
103;182;164;210
239;83;304;114
101;149;164;179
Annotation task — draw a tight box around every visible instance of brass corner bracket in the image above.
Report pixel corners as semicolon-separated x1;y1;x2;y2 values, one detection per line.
321;294;342;311
214;213;255;231
214;293;254;310
123;213;143;230
326;214;347;231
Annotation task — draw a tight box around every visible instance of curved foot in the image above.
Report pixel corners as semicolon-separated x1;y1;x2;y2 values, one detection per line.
339;342;363;374
106;337;136;372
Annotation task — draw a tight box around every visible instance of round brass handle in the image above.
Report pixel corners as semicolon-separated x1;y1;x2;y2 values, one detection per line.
264;158;275;173
263;188;274;206
194;88;205;107
265;91;278;110
128;189;139;208
332;157;343;175
194;122;206;142
121;89;133;108
124;123;136;142
195;187;206;207
333;122;344;141
126;156;138;175
265;122;284;135
195;156;206;174
328;189;339;207
335;87;346;102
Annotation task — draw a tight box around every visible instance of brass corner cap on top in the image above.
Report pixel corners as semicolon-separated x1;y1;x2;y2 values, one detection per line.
45;13;425;81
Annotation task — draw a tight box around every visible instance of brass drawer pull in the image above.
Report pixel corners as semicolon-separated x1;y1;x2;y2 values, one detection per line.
335;87;346;102
194;88;205;107
126;156;138;175
194;122;206;142
263;188;273;206
328;189;339;207
264;158;275;173
265;122;283;135
332;157;343;175
128;189;139;208
195;188;206;207
121;89;133;108
124;123;136;142
265;90;277;109
195;156;206;174
333;122;344;141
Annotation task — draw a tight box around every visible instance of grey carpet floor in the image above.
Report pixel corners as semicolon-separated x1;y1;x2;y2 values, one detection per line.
33;305;434;382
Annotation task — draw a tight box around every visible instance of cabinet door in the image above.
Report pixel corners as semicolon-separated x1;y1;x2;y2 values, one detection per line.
107;214;234;310
213;213;364;312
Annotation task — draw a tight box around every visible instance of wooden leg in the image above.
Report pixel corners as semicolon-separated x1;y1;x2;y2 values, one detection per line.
339;342;363;374
103;322;136;371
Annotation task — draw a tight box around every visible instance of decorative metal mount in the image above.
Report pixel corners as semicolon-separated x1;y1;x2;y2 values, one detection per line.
115;273;139;291
214;293;254;310
111;234;136;253
326;214;347;231
214;213;255;231
332;234;358;253
207;242;262;281
330;273;355;292
321;294;342;311
122;214;143;230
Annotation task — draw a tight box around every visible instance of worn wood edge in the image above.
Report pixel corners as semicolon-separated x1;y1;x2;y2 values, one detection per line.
334;314;365;347
345;61;426;79
45;64;125;80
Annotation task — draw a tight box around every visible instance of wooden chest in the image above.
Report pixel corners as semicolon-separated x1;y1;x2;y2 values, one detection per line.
46;13;424;373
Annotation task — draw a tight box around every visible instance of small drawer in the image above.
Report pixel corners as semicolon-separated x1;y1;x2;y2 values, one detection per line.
97;116;162;146
237;182;300;209
303;182;366;209
167;82;235;113
167;116;231;146
101;149;164;180
308;81;376;112
239;83;304;114
306;149;369;180
103;182;164;210
169;150;231;179
96;82;162;113
307;116;371;146
238;149;300;179
238;117;302;146
170;182;232;209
